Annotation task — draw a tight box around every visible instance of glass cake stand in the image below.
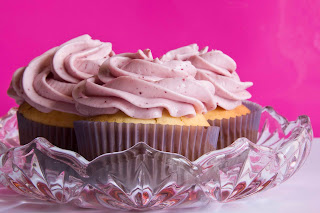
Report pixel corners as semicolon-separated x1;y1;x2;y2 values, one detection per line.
0;106;313;211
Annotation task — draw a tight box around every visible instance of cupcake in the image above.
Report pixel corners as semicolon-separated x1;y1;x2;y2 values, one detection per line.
160;44;262;148
8;35;261;161
8;34;114;151
72;49;221;160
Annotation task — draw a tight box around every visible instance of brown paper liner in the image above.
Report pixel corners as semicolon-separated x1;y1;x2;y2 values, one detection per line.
73;121;220;161
17;112;78;151
207;101;262;149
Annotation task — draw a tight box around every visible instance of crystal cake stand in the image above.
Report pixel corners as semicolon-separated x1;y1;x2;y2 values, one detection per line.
0;106;313;211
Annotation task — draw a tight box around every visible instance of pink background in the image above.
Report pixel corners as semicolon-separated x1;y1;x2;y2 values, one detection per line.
0;0;319;136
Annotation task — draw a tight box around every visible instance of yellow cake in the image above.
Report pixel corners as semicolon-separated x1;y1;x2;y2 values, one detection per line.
18;102;85;128
204;105;250;120
19;102;250;128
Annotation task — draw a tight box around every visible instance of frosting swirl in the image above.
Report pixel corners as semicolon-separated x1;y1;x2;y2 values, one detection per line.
8;35;114;114
98;49;197;82
8;38;253;118
160;44;208;61
73;49;217;118
161;45;253;110
7;67;25;105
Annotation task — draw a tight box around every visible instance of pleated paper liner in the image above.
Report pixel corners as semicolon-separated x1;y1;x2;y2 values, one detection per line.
16;101;261;161
17;112;78;151
207;101;262;149
74;122;220;161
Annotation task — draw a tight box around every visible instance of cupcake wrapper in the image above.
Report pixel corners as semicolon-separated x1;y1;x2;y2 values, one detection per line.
17;112;78;151
207;101;262;149
73;121;220;161
16;101;261;161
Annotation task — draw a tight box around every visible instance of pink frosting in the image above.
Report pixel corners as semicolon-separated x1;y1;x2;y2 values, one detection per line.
73;49;217;118
161;44;253;110
98;49;198;82
8;38;252;118
7;67;25;105
160;44;208;61
8;35;114;114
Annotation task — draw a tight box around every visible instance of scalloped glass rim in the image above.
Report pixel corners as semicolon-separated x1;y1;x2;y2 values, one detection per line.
0;105;313;211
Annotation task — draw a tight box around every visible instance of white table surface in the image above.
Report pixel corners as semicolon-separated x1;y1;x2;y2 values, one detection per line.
0;139;319;213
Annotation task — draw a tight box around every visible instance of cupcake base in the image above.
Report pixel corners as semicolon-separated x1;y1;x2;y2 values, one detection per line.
17;112;78;151
16;101;262;161
207;101;262;149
